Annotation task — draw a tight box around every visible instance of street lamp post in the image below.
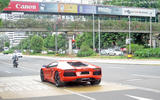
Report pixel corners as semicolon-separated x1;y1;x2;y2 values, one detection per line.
98;16;101;55
128;15;131;54
92;0;96;51
150;15;152;48
92;10;95;50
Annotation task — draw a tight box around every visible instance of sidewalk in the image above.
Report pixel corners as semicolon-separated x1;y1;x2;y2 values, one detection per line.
24;55;160;65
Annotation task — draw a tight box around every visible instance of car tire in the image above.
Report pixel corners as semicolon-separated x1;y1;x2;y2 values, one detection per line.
54;71;64;87
40;70;46;82
90;79;101;85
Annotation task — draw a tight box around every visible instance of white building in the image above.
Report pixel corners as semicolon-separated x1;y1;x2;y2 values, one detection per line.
5;32;28;48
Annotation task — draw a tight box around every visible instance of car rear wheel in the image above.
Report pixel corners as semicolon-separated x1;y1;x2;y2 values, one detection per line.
90;79;101;85
54;71;64;87
40;70;46;82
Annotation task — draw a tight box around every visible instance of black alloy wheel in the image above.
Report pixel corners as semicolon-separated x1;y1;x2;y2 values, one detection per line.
54;71;64;87
40;70;46;82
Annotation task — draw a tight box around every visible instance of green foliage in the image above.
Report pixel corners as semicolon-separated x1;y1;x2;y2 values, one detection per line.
31;35;44;53
76;32;127;49
0;19;2;26
0;0;10;12
134;48;160;57
4;41;9;47
76;32;93;49
47;51;56;54
57;34;66;50
3;49;13;54
44;35;55;49
43;34;66;50
103;0;160;9
0;0;9;26
126;44;144;54
19;36;32;50
77;42;95;57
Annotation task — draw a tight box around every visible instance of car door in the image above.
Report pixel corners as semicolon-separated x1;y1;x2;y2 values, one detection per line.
45;62;58;81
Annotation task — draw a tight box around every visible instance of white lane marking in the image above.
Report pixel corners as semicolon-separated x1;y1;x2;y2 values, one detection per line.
136;86;160;93
133;74;160;79
126;79;142;82
106;67;125;69
64;89;96;100
126;94;153;100
123;84;160;93
5;71;11;73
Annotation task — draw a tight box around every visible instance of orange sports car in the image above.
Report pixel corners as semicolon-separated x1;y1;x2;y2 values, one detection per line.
40;60;102;87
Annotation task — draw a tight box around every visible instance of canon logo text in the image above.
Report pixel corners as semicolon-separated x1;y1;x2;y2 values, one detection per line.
16;4;37;9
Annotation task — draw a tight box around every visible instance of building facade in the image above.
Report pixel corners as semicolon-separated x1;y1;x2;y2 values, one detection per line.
5;32;28;48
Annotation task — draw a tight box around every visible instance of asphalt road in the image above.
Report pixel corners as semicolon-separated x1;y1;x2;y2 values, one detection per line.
0;54;160;100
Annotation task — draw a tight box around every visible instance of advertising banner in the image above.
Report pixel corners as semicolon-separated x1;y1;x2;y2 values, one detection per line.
97;6;122;15
39;3;58;12
4;1;39;12
78;5;96;14
122;8;156;17
58;4;77;13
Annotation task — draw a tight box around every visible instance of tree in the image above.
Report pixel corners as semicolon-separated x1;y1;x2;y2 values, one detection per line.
0;34;9;49
0;0;10;12
76;32;93;49
19;36;32;50
57;34;66;50
4;41;9;47
103;0;160;9
31;35;44;53
76;32;127;49
0;0;10;26
44;35;55;49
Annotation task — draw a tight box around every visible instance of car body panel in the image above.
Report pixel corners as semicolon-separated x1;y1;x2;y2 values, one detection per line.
41;60;102;84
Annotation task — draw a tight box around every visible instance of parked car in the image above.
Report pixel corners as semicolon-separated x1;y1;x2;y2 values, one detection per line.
101;48;123;56
113;50;124;56
40;60;102;87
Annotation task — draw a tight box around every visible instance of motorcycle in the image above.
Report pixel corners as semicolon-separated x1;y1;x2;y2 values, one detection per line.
13;60;18;68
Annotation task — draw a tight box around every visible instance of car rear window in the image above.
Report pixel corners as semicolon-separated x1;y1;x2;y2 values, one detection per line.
67;62;88;67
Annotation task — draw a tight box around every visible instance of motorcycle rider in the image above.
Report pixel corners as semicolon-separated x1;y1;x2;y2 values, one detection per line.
12;53;19;68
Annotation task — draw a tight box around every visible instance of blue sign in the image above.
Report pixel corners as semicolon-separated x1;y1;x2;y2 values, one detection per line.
78;5;96;14
39;3;58;12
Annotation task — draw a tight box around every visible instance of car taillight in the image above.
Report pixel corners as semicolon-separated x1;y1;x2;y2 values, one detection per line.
64;69;76;72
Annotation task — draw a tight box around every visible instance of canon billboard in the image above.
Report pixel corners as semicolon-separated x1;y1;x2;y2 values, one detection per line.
3;1;156;17
4;1;39;12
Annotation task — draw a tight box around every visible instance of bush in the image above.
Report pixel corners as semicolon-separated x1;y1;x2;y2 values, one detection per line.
3;49;13;54
126;44;144;54
47;51;56;54
77;42;95;57
134;48;160;57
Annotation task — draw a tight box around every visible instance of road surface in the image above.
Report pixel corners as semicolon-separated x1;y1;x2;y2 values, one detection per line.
0;54;160;100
